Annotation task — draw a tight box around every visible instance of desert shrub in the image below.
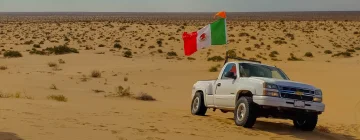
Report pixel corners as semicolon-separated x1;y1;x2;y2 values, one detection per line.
285;33;295;40
115;86;131;97
135;92;156;101
304;52;314;57
33;44;41;48
209;66;218;72
44;45;79;55
227;49;237;58
3;51;22;58
157;49;163;53
239;32;249;37
91;70;101;78
48;62;58;67
123;50;132;58
355;47;360;50
269;51;279;57
114;43;122;49
98;44;105;47
288;53;303;61
58;59;65;64
187;57;196;60
332;52;352;57
47;95;68;102
124;77;128;82
250;36;257;40
167;51;177;57
354;31;359;34
207;56;224;62
50;84;58;90
346;49;355;53
156;39;163;47
0;66;7;70
245;47;252;51
324;50;332;54
148;45;155;49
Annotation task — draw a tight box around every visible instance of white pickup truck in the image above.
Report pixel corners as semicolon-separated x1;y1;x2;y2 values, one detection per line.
191;61;325;131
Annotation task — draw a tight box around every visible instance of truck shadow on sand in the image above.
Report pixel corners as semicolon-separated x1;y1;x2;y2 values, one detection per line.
252;120;357;140
0;132;24;140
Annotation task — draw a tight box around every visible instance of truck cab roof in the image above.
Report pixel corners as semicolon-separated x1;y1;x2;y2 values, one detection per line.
225;61;276;68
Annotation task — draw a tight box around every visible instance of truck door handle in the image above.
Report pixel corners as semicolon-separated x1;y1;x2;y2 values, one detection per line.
217;83;221;87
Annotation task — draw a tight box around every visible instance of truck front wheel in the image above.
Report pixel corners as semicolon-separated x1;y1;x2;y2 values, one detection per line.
191;92;207;116
293;114;318;131
234;97;257;128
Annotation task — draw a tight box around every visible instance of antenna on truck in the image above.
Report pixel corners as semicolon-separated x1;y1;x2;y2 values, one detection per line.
223;51;262;65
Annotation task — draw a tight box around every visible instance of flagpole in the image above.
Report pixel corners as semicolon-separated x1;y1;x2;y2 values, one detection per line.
224;17;229;65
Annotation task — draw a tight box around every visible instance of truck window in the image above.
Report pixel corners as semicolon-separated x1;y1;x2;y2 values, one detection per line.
221;63;237;79
239;63;289;80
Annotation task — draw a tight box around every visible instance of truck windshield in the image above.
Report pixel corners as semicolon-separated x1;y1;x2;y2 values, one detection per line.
239;63;289;80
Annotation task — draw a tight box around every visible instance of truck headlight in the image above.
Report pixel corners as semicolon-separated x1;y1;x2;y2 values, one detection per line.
315;90;322;96
263;90;280;97
263;83;278;89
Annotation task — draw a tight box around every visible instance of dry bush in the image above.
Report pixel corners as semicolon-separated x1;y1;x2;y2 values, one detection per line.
209;66;218;72
288;53;304;61
114;43;122;49
50;84;58;90
135;92;156;101
0;91;33;99
91;70;101;78
167;51;177;57
124;77;128;82
115;86;131;97
332;52;352;58
187;57;196;60
324;50;332;54
208;56;224;62
4;51;22;58
123;50;132;58
58;59;66;64
0;66;7;70
48;62;58;67
304;52;314;57
47;95;68;102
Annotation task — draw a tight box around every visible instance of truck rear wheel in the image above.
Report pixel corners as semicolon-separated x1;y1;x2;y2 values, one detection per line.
234;97;257;128
293;114;318;131
191;92;207;116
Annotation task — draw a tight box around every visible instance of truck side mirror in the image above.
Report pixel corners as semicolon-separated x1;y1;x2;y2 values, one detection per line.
224;72;236;79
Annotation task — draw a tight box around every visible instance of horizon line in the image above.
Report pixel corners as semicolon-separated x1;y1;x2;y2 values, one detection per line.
1;10;360;13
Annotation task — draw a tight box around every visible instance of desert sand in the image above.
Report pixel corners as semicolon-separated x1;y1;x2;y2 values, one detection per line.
0;13;360;140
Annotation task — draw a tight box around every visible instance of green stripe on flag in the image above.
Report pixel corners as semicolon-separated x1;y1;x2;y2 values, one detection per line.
210;18;227;45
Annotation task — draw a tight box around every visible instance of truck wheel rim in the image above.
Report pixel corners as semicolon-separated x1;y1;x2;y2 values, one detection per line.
237;103;246;122
192;97;200;112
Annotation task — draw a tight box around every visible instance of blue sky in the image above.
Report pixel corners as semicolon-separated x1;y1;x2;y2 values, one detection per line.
0;0;359;12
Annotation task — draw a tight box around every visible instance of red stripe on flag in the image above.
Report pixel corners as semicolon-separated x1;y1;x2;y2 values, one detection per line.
182;31;197;56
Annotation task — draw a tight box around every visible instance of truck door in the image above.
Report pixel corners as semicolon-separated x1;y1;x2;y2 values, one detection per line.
214;63;238;107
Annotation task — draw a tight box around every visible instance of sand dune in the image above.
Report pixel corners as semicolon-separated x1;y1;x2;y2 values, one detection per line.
0;14;360;140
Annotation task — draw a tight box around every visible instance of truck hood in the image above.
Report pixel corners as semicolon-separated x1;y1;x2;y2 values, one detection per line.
249;77;317;90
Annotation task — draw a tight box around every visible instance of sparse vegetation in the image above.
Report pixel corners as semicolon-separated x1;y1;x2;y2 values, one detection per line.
50;84;58;90
47;95;68;102
332;52;352;58
207;56;224;62
39;45;79;55
0;91;33;99
269;51;279;58
91;70;101;78
209;66;218;72
114;43;122;49
48;62;58;67
4;51;22;58
0;66;7;70
123;50;133;58
304;52;314;57
135;92;156;101
288;53;304;61
167;51;177;57
324;50;333;54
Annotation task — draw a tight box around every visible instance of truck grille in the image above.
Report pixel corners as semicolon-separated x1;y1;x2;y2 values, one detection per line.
280;93;313;101
278;86;314;102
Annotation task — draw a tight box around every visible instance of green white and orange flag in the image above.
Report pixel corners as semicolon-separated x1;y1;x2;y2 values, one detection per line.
182;11;228;56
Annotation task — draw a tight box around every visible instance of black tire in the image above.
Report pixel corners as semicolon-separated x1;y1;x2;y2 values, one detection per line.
191;92;207;116
234;97;257;128
293;114;318;131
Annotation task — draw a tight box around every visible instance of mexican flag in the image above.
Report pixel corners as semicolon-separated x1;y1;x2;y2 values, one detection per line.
182;18;227;56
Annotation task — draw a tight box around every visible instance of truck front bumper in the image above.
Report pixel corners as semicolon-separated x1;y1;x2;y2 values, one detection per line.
253;96;325;112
